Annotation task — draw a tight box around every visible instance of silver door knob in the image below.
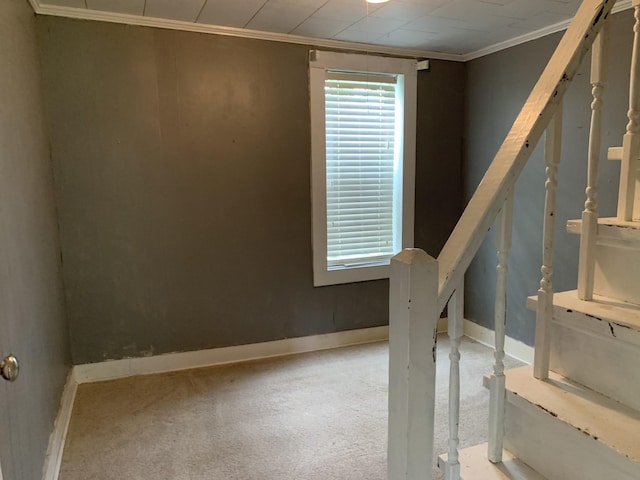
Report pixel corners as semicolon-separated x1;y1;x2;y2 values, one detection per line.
1;355;19;382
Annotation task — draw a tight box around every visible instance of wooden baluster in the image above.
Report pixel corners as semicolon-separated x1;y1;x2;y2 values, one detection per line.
488;193;513;463
534;104;563;380
444;286;464;480
618;0;640;221
388;249;439;480
578;24;609;300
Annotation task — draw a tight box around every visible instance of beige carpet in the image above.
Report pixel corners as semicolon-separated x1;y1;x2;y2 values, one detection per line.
59;335;523;479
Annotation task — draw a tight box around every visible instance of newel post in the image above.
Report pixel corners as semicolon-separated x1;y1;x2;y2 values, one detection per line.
388;248;439;480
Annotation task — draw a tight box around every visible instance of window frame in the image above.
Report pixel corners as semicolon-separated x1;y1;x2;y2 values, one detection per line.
309;50;417;287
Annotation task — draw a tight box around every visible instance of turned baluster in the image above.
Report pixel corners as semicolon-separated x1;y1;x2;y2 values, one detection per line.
618;0;640;221
444;285;463;480
534;104;563;380
578;24;609;300
488;192;513;463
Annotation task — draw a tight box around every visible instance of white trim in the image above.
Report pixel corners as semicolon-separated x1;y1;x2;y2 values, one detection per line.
463;19;577;62
310;51;417;287
73;326;389;384
311;51;418;74
463;0;633;61
28;0;634;64
40;327;389;479
38;320;528;480
462;319;534;365
28;0;462;62
42;370;77;480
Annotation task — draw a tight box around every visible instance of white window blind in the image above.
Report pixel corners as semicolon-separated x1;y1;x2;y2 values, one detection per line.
324;71;400;269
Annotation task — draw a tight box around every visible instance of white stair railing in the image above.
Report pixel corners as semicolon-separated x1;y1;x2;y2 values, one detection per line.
618;0;640;221
388;249;439;480
488;192;513;463
387;1;616;478
444;285;464;480
578;25;609;301
434;1;615;312
534;104;564;380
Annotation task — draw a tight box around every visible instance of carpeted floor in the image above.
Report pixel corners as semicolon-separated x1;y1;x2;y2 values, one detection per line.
59;335;523;480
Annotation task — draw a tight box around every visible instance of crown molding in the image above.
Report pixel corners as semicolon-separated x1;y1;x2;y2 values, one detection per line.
463;0;633;61
27;0;634;64
28;0;464;62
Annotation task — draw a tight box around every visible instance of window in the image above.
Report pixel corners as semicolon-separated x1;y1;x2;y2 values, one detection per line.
310;51;416;286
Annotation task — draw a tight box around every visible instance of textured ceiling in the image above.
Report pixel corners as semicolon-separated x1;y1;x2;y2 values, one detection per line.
34;0;618;57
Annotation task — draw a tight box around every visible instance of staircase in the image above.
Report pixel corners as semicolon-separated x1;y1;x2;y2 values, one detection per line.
445;198;640;477
470;222;640;480
387;0;640;479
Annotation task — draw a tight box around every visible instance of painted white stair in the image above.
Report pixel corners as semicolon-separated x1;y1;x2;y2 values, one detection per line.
440;202;640;480
437;443;546;480
527;290;640;411
438;355;640;480
498;366;640;480
568;217;640;305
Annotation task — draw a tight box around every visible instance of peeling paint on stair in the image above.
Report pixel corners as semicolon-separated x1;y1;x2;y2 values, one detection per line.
535;402;558;418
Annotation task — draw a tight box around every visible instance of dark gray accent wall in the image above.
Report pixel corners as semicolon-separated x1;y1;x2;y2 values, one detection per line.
0;1;71;478
464;10;633;345
416;61;465;258
37;17;464;364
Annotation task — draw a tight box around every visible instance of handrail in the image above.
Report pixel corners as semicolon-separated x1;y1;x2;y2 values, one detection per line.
436;0;617;312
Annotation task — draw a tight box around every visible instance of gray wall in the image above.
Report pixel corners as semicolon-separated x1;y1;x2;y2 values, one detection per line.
416;61;464;257
37;17;464;364
0;1;71;478
464;9;633;345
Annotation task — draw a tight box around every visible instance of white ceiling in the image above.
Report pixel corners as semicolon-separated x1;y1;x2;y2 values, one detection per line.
33;0;627;59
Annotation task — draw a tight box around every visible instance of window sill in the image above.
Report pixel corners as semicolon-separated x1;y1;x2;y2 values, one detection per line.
313;263;390;287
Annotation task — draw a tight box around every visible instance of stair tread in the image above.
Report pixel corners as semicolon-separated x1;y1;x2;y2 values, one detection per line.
438;444;546;479
598;216;640;228
527;290;640;332
505;365;640;463
568;216;640;229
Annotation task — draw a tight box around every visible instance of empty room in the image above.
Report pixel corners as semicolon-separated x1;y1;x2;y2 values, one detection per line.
1;0;638;479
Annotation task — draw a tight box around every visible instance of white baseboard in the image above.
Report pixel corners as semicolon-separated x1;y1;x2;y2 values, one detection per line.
41;326;389;479
73;326;390;384
72;319;524;384
462;319;534;365
41;321;530;480
42;369;77;480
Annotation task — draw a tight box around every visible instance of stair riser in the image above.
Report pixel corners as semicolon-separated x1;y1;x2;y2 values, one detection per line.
504;393;640;480
550;317;640;411
594;244;640;305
